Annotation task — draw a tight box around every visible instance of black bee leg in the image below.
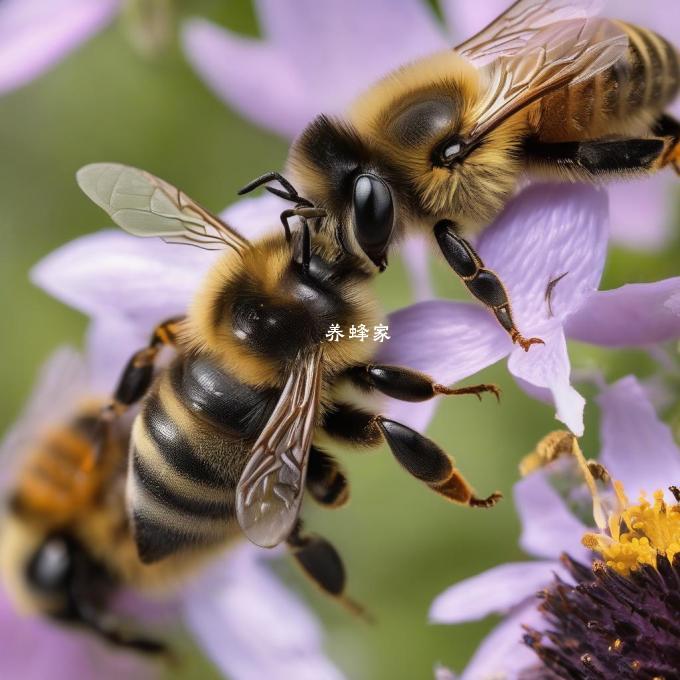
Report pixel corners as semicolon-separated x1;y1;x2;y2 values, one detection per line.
434;220;543;352
347;364;500;402
74;604;168;656
374;416;502;508
524;137;667;175
653;113;680;173
109;316;184;412
306;446;349;508
287;523;368;619
91;316;184;463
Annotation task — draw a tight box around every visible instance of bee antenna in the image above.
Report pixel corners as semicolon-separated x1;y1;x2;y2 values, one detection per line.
238;171;313;207
301;217;312;276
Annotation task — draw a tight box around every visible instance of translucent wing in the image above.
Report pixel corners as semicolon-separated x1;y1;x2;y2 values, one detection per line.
456;0;606;66
0;347;87;494
76;163;249;253
468;18;628;141
236;351;323;548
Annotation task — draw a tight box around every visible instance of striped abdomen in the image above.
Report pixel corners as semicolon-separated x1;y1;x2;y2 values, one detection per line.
128;354;279;563
537;21;680;142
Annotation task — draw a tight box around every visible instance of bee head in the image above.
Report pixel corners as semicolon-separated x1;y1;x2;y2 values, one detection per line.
287;115;403;271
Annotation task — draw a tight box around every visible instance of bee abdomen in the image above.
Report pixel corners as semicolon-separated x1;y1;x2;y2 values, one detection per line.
617;23;680;116
128;388;237;563
538;23;680;142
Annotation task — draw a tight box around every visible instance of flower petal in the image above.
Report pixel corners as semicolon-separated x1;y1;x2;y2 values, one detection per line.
0;0;118;94
477;184;609;329
31;229;216;325
183;0;446;138
460;602;545;680
85;316;147;394
441;0;512;44
381;300;510;380
514;472;590;560
181;19;308;137
508;324;586;435
607;177;676;250
183;545;344;680
429;561;556;624
597;375;680;499
379;301;509;431
564;277;680;347
0;587;155;680
220;193;288;241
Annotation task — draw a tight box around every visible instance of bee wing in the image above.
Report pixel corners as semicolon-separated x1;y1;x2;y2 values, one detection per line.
467;18;628;141
456;0;607;65
236;350;323;548
76;163;249;253
0;347;87;494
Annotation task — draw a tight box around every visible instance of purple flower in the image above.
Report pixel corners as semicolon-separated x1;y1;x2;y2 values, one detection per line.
429;374;680;679
381;183;680;435
182;0;680;254
0;338;343;680
0;0;119;94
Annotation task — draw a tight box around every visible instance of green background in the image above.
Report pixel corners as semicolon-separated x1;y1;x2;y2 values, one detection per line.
1;1;678;678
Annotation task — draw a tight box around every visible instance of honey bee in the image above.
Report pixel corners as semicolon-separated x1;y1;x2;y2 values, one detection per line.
75;163;502;607
0;348;173;653
240;0;680;351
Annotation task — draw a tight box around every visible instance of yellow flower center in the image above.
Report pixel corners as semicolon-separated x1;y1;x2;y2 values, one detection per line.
583;482;680;575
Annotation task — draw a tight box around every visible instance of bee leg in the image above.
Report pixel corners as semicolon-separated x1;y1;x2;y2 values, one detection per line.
287;523;368;619
652;113;680;173
524;137;666;176
108;316;185;414
306;446;350;508
374;416;502;508
90;317;184;464
347;364;500;402
434;220;543;352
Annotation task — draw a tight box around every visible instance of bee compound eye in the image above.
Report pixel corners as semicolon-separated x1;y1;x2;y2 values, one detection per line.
28;537;72;592
352;173;394;269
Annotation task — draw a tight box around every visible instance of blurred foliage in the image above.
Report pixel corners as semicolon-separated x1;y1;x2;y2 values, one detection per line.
0;1;678;679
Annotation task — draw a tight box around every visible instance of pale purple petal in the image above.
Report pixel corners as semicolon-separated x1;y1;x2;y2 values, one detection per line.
460;603;545;680
31;229;216;326
183;545;344;680
597;375;680;500
401;233;435;302
220;193;288;241
0;0;118;94
183;0;446;138
607;177;677;250
430;561;556;624
605;0;680;43
565;278;680;347
381;300;510;379
514;472;590;560
508;324;586;435
441;0;511;43
477;184;608;329
181;19;307;137
379;301;508;430
85;316;148;394
0;587;155;680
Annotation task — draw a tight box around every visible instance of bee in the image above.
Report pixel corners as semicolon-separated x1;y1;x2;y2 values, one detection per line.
0;348;176;654
240;0;680;351
75;163;502;608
